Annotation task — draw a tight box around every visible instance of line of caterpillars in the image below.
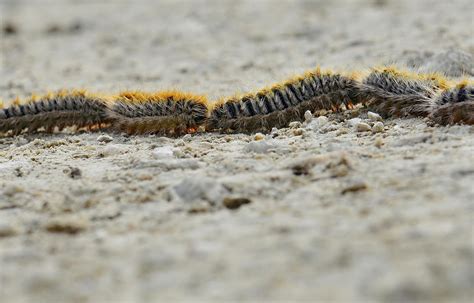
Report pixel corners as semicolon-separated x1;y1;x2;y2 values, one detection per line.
1;66;473;137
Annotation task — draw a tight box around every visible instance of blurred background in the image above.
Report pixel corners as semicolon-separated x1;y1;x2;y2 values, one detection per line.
2;0;473;102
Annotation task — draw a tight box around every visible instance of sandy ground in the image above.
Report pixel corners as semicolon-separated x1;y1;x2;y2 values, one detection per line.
1;0;474;302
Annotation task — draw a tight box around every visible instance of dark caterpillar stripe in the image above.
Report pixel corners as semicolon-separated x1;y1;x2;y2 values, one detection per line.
360;67;444;118
207;69;362;133
0;90;111;136
109;91;208;135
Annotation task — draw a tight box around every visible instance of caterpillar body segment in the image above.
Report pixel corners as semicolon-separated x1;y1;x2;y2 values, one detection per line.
0;90;112;136
109;91;209;135
207;69;363;133
359;67;443;119
436;82;474;105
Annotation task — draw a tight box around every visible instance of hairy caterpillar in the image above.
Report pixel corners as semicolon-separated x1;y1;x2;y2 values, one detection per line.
207;68;363;133
109;91;209;135
0;90;111;136
359;67;448;118
1;66;473;137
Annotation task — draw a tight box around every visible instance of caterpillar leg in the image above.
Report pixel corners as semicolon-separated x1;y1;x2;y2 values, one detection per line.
359;67;444;118
0;90;112;136
109;91;208;136
207;68;363;133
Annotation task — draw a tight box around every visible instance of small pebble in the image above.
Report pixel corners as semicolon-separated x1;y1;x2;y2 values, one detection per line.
372;121;384;133
45;217;88;234
245;140;275;153
367;111;383;121
223;197;252;210
315;116;328;126
304;110;313;122
289;121;302;129
100;145;125;157
152;146;175;159
15;137;28;146
172;177;228;204
341;181;368;194
307;116;329;130
96;134;113;143
292;128;305;136
347;118;362;127
254;133;265;141
336;128;349;136
66;167;82;179
356;122;372;132
374;137;384;148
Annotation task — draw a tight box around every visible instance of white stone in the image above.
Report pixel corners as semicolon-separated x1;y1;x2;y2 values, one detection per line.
171;177;228;204
292;128;305;136
367;111;383;121
372;122;384;133
356;122;372;132
97;134;113;143
99;144;126;157
254;133;265;141
152;146;175;159
315;116;329;127
245;140;275;153
347;118;362;127
306;116;329;130
304;110;313;122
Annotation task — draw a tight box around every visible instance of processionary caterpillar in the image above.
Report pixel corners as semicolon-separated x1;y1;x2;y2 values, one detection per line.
1;66;473;137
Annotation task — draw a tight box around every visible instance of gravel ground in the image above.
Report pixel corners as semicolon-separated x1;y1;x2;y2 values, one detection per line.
1;0;473;302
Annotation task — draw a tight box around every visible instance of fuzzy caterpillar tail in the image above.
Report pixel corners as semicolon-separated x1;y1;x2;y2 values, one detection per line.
0;90;112;136
207;68;363;133
109;91;209;135
429;82;474;125
360;67;444;118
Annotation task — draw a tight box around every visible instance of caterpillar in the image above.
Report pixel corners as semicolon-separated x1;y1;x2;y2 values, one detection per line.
0;66;473;137
359;67;448;118
0;90;111;136
108;91;209;136
206;68;363;133
0;90;208;136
